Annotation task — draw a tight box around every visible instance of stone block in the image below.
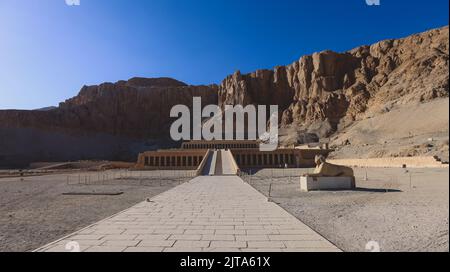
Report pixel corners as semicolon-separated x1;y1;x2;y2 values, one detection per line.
300;176;355;192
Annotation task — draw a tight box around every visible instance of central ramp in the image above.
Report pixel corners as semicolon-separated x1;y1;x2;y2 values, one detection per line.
219;149;238;175
36;176;340;252
200;149;239;176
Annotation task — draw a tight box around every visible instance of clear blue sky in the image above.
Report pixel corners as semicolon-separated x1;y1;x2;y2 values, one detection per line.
0;0;448;109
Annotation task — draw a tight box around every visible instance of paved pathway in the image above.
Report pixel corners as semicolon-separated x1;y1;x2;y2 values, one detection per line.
36;176;340;252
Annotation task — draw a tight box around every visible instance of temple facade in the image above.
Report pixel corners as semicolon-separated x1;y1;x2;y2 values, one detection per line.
136;140;331;173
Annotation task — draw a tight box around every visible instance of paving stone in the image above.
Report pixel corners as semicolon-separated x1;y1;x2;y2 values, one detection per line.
70;234;105;240
205;225;235;230
247;241;285;248
246;229;279;235
124;247;164;252
236;235;269;241
173;240;211;248
92;228;125;235
42;244;72;252
163;247;203;252
235;225;265;230
123;229;156;235
269;235;321;241
242;248;287;252
184;229;215;235
283;240;337;249
57;240;105;248
215;229;246;235
152;228;185;234
168;234;202;241
201;235;235;241
210;241;247;248
37;176;340;252
85;246;127;252
277;229;315;235
177;225;206;230
135;234;170;240
102;234;137;241
138;240;176;247
283;247;341;252
65;239;105;247
102;240;141;247
204;248;242;252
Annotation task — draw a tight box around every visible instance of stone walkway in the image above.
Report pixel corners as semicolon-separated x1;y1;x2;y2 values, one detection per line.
36;176;340;252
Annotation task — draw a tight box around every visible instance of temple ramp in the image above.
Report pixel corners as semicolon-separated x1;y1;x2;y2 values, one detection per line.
200;150;218;176
200;149;239;176
220;149;239;175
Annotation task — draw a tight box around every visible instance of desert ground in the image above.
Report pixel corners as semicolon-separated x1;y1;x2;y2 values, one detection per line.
242;167;449;252
329;98;449;162
0;167;448;252
0;170;194;252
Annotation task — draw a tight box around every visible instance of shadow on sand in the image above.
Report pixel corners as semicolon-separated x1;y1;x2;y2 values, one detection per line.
354;187;402;193
299;187;403;193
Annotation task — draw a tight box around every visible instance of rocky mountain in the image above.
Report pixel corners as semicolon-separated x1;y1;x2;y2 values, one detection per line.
0;78;217;167
34;106;58;111
1;77;217;139
219;26;448;137
0;26;448;167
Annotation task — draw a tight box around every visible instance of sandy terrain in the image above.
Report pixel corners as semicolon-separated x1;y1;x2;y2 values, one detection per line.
0;170;194;252
330;98;449;162
241;167;449;252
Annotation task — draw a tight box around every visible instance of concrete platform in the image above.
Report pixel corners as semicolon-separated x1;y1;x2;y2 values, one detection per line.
300;176;355;192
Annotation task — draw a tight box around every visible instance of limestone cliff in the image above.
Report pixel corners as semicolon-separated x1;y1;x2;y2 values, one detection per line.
0;78;217;167
219;26;449;140
0;78;217;139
